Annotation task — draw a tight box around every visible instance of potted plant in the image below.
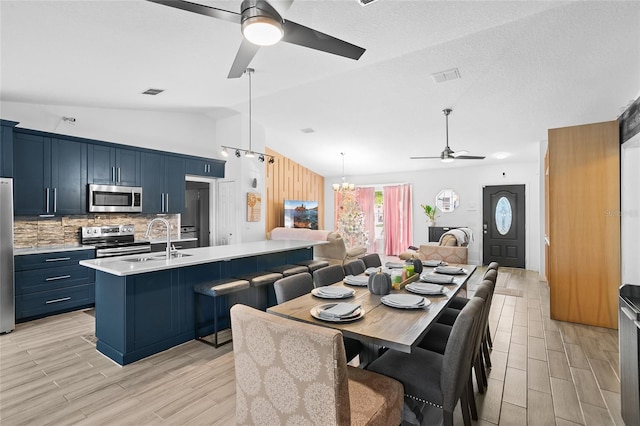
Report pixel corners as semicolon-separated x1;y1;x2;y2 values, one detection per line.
420;204;438;227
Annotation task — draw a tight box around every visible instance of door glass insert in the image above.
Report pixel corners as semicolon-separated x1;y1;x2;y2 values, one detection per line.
495;196;512;235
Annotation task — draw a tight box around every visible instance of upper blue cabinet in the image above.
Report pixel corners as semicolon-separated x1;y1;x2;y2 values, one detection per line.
185;157;225;178
13;132;87;216
88;144;140;186
141;152;185;214
0;120;18;177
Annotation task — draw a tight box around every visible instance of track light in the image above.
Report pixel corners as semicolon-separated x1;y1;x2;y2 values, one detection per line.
220;145;275;165
268;157;275;164
235;149;241;158
258;154;265;162
221;147;229;157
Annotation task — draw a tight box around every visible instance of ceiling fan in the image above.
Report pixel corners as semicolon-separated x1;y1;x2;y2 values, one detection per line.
410;109;485;162
147;0;366;78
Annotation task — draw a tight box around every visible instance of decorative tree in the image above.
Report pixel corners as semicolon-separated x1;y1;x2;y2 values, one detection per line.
336;189;369;249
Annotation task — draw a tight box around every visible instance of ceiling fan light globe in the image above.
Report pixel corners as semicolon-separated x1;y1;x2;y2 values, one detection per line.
242;16;283;46
441;157;455;163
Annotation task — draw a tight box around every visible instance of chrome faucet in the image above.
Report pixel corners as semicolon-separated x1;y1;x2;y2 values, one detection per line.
144;218;171;259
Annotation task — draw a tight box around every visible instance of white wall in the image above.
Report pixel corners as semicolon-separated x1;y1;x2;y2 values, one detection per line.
1;101;266;243
325;160;541;272
621;135;640;285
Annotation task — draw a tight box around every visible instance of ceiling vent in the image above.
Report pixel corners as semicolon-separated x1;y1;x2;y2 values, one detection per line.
142;88;164;95
300;128;315;134
355;0;380;6
431;68;461;84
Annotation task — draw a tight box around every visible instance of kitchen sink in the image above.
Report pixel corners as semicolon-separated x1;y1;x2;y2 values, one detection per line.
122;253;193;262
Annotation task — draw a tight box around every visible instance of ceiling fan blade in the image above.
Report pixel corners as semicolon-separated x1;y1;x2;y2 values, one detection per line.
146;0;241;24
455;155;486;160
281;20;365;60
451;150;468;158
228;39;261;78
410;156;442;160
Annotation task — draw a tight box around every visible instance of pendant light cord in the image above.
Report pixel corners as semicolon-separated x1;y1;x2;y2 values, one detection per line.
248;69;252;152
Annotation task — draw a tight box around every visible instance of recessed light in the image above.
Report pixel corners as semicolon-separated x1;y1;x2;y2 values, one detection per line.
492;152;511;160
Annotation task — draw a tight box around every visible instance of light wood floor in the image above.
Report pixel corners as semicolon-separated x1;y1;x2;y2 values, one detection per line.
0;268;623;425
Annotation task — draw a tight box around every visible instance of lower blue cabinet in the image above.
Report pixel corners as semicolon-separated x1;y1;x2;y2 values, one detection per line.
14;249;95;321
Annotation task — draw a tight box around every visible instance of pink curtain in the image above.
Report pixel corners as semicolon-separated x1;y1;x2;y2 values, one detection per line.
383;184;413;255
356;187;376;253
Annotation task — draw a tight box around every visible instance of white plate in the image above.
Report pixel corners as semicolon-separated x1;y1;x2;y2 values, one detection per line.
422;260;448;267
343;275;369;286
311;287;355;299
434;266;467;275
381;294;429;309
418;273;455;284
406;283;450;296
310;303;365;323
365;267;393;275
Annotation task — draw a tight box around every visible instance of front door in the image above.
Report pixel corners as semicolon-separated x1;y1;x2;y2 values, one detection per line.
483;184;526;267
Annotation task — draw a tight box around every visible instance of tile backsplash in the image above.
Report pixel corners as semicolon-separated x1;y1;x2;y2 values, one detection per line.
14;214;180;248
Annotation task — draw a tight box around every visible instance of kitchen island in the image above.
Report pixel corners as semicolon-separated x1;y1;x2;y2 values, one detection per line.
80;240;323;365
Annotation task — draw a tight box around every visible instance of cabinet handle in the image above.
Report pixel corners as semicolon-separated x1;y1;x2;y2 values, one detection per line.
165;193;169;212
112;167;116;182
53;188;57;213
207;164;210;173
161;193;165;212
45;188;50;213
45;274;71;281
46;297;71;304
204;164;207;173
45;257;71;262
117;167;121;183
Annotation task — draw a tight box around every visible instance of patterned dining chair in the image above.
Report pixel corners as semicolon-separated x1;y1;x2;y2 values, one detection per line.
230;304;404;425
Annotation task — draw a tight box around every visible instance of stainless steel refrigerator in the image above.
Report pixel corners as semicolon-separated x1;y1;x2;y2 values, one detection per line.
0;178;15;333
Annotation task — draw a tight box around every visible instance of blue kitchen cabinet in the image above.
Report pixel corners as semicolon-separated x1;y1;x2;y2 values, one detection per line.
141;152;184;214
15;249;95;321
0;120;18;177
184;157;225;178
13;133;87;215
88;144;140;186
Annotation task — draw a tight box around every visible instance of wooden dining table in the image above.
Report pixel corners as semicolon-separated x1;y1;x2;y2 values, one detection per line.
267;264;477;363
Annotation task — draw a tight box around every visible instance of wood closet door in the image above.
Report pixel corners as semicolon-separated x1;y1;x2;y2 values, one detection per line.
548;120;620;329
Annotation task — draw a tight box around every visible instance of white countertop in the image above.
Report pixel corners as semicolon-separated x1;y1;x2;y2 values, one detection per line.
79;239;326;276
14;245;96;256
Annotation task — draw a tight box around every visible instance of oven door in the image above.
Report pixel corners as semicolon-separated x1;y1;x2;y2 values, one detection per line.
89;184;142;213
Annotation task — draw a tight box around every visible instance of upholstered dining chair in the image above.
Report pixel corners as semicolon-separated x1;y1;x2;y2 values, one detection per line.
361;253;382;268
273;272;314;305
366;297;484;426
230;304;404;425
273;273;364;362
343;259;366;276
313;264;345;287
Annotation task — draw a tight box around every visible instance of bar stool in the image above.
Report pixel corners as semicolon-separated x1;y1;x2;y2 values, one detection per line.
268;264;308;277
234;271;284;310
296;259;330;273
194;278;250;347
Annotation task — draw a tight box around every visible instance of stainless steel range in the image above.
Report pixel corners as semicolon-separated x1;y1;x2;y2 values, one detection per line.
81;225;151;258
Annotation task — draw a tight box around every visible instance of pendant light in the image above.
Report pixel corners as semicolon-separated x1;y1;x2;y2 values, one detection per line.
332;152;355;192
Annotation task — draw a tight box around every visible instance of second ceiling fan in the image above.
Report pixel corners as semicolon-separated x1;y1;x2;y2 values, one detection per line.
410;109;485;162
147;0;366;78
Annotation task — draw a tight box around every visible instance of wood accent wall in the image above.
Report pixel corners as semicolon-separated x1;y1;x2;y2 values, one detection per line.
548;120;620;329
265;148;325;234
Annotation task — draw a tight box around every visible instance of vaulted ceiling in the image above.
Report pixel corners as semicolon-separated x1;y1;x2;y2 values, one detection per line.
1;1;639;176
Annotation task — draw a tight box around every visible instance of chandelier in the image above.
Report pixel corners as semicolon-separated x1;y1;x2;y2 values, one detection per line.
220;68;275;164
332;152;355;192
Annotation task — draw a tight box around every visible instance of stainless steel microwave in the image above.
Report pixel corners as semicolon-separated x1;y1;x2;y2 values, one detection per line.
88;184;142;213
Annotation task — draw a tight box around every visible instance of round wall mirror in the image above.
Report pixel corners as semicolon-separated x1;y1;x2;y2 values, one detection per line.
435;189;460;212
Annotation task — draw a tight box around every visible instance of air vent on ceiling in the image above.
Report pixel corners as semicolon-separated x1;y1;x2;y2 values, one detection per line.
355;0;379;6
142;88;164;95
300;128;315;134
431;68;461;84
